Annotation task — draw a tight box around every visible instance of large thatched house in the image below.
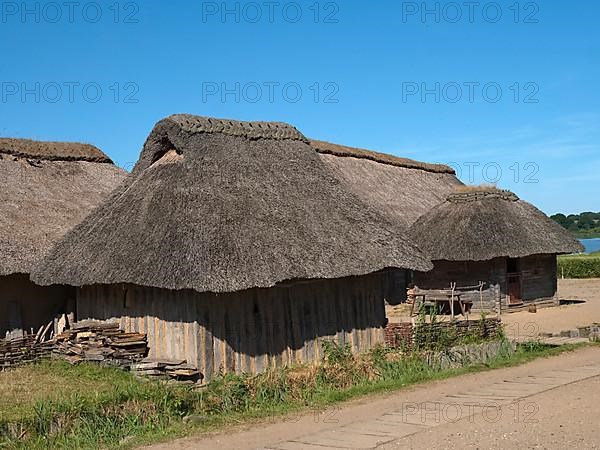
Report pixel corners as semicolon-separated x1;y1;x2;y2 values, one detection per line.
310;140;463;303
0;138;126;338
32;115;432;379
409;187;584;311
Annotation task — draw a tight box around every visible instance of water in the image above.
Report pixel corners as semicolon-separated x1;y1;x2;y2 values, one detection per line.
580;238;600;254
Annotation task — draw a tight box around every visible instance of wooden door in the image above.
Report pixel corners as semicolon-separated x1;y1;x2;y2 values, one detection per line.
507;274;522;305
506;258;522;306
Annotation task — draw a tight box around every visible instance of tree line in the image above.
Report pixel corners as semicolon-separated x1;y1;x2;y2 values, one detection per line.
551;212;600;237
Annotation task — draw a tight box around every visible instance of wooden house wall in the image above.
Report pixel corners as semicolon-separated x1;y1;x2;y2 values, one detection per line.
413;254;558;313
76;273;388;380
0;274;71;338
413;258;506;312
519;254;558;303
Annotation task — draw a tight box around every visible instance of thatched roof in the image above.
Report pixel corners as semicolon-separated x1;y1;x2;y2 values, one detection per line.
0;139;126;276
32;114;433;293
311;140;463;228
0;138;113;163
410;186;584;261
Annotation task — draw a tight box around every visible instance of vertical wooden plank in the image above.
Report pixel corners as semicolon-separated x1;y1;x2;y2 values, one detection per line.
291;287;304;364
232;294;242;375
270;288;284;368
131;286;138;334
190;292;199;372
313;283;325;362
365;277;374;350
263;291;274;369
143;288;152;360
297;285;308;364
282;289;291;367
333;283;344;348
348;279;358;352
177;291;186;363
357;282;367;352
255;290;265;374
224;299;236;374
176;291;184;361
182;292;189;364
202;294;214;381
241;295;254;373
195;292;205;376
158;289;167;361
172;289;180;361
211;299;223;375
343;279;353;353
158;287;166;360
294;286;305;364
308;285;319;363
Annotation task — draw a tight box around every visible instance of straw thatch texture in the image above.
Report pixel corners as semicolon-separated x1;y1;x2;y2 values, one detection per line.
410;187;584;261
32;115;432;293
312;140;455;174
312;141;463;228
0;139;126;275
0;138;112;163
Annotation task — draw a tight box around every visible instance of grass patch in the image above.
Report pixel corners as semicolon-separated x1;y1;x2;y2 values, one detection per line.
0;340;592;449
558;253;600;278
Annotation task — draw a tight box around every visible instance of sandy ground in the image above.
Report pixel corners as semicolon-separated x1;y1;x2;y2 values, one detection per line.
385;374;600;449
143;346;600;450
503;279;600;339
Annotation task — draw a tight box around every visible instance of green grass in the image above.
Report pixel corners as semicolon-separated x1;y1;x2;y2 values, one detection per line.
558;253;600;278
0;340;592;449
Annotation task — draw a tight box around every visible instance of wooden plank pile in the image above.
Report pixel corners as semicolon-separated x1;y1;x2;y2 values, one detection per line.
52;320;148;367
131;359;203;385
0;334;53;369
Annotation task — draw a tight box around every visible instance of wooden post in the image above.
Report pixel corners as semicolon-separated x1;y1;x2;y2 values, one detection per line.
450;282;456;320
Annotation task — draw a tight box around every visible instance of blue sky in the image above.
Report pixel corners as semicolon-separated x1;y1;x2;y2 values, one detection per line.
1;0;598;214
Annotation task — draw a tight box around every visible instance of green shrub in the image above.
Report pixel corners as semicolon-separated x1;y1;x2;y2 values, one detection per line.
558;255;600;278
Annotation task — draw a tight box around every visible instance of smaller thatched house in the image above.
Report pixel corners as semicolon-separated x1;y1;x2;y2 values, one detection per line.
409;187;584;312
0;138;126;338
32;115;432;379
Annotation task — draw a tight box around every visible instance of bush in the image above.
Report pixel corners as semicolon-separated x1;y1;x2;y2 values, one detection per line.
558;255;600;278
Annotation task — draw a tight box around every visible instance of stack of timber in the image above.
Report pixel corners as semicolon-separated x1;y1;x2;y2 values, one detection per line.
0;334;53;369
52;320;148;366
131;359;203;385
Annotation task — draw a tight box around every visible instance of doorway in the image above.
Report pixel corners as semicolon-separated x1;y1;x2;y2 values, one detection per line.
506;258;522;306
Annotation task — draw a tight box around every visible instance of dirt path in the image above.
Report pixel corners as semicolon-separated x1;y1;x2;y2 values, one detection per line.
384;374;600;449
143;346;600;450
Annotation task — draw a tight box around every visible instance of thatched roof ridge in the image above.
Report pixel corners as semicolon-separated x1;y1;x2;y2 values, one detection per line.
168;114;307;141
311;140;455;174
32;114;433;293
314;140;464;228
410;187;584;261
0;138;113;163
448;187;519;203
0;142;126;276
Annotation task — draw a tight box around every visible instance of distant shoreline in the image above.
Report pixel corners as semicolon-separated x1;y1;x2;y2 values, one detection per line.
574;233;600;239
